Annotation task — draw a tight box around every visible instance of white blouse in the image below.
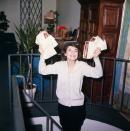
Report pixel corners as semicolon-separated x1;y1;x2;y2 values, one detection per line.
39;56;103;107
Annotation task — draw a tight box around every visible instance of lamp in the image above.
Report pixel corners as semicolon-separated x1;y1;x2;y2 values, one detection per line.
44;10;56;34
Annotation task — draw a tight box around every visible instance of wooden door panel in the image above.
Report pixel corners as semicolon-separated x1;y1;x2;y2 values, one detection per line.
103;5;120;30
102;33;117;57
88;4;99;39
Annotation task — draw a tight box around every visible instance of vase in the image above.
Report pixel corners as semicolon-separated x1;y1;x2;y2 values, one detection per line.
23;84;36;107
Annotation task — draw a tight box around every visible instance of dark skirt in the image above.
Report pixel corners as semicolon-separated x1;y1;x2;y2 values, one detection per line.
58;103;86;131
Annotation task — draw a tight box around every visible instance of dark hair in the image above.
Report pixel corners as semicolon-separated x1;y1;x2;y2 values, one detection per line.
61;41;81;60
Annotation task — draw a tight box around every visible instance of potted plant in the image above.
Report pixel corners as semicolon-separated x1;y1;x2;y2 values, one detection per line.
0;11;10;33
15;23;39;53
15;23;39;107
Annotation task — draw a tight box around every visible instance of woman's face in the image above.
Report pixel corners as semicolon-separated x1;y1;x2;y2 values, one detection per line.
65;46;78;61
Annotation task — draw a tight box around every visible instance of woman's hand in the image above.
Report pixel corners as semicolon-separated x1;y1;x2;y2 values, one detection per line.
40;30;49;38
93;47;101;58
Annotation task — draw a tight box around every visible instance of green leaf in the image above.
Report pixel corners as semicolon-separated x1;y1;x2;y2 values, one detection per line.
15;23;39;53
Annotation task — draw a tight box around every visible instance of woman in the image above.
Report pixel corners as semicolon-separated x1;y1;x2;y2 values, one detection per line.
38;34;103;131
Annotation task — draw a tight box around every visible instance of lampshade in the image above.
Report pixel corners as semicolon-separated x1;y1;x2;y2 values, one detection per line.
44;10;55;24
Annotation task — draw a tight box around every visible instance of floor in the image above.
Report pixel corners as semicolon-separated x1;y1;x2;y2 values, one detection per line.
31;116;124;131
26;102;130;131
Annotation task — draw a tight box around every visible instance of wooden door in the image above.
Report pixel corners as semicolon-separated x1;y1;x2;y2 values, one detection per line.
78;0;125;103
96;2;124;103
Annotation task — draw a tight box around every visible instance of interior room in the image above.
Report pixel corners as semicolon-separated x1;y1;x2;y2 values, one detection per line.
0;0;130;131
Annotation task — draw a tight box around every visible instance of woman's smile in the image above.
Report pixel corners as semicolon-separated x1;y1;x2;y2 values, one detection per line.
65;46;78;61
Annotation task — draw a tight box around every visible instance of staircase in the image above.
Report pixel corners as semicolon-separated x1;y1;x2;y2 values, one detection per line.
9;55;130;131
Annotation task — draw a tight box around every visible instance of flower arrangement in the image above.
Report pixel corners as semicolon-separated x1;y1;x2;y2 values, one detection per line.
56;25;68;39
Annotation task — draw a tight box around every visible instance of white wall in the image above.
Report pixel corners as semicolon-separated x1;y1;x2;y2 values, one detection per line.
0;0;20;33
116;0;127;57
57;0;81;30
0;0;80;32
